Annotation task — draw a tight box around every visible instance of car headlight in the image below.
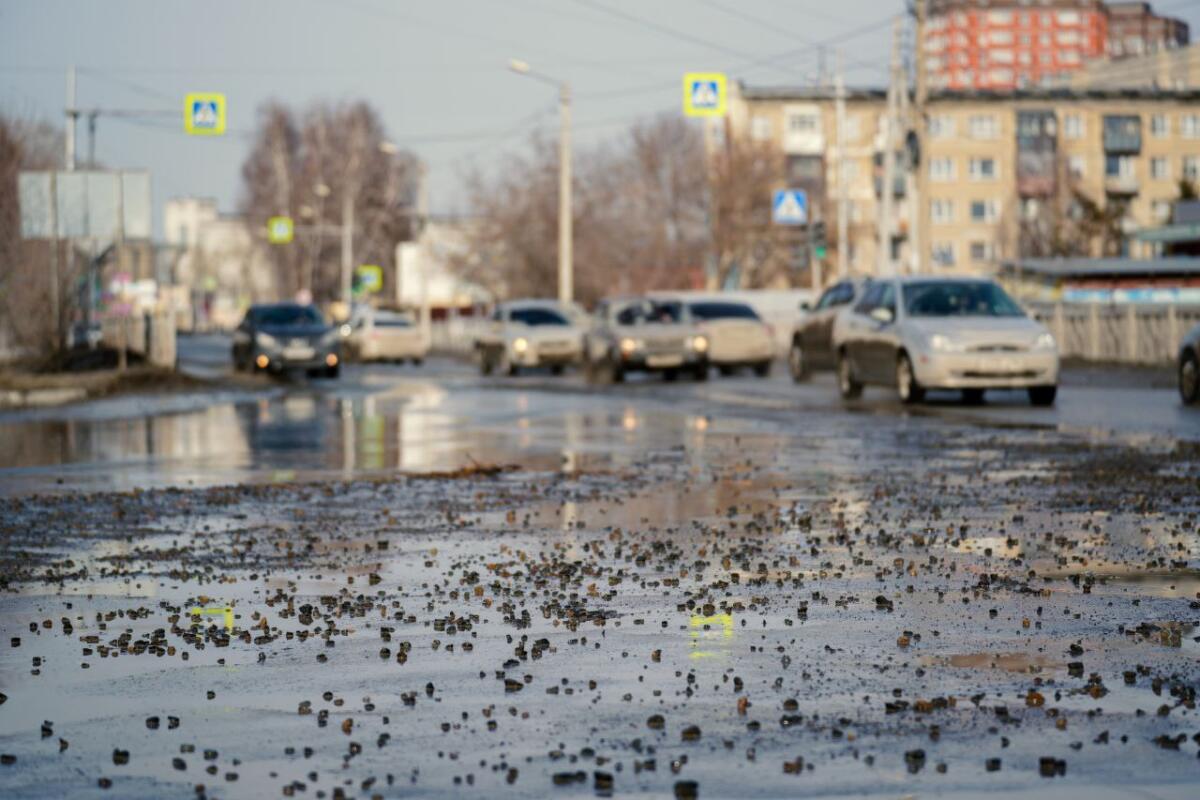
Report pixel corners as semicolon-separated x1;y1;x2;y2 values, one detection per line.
339;323;353;338
512;337;529;354
1033;332;1057;352
257;332;278;348
619;337;639;355
688;335;709;353
927;333;965;353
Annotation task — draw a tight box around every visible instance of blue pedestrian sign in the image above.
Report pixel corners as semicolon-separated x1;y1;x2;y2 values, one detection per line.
184;93;226;136
772;189;808;226
682;73;727;117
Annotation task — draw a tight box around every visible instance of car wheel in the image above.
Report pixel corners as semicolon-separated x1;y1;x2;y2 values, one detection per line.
550;364;564;376
499;349;518;377
691;365;708;382
788;340;809;382
1180;351;1199;406
753;360;772;378
1028;385;1057;406
896;353;924;404
663;369;679;382
836;352;862;399
717;365;735;377
326;365;340;379
962;388;985;405
413;358;424;367
478;347;494;376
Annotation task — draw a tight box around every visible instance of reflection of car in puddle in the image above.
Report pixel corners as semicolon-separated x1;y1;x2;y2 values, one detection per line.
689;612;734;660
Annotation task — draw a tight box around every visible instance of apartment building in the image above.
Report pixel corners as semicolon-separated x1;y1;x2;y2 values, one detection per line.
722;83;1200;280
1071;41;1200;88
926;0;1109;90
1107;1;1189;57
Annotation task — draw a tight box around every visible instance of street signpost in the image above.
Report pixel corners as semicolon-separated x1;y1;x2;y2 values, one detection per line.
682;73;727;118
184;93;226;136
267;216;294;244
771;189;808;226
355;265;383;295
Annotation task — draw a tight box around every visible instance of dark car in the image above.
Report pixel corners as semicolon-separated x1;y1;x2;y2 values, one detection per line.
232;303;341;378
788;279;864;381
1180;321;1200;406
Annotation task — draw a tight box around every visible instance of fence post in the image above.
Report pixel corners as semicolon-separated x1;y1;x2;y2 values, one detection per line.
1167;304;1179;364
1088;304;1101;362
1126;305;1139;364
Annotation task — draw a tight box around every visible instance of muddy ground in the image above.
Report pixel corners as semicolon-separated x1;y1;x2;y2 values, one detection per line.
1;384;1198;798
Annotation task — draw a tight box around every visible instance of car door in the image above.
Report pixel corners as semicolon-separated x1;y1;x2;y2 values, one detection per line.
841;283;882;380
812;282;852;369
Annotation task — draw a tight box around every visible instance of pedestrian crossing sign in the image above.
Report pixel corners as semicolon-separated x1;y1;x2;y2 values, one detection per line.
267;216;294;244
184;93;226;136
772;189;808;226
683;73;726;117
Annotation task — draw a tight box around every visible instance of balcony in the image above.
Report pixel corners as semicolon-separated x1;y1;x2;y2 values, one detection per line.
1103;115;1142;155
1104;175;1140;195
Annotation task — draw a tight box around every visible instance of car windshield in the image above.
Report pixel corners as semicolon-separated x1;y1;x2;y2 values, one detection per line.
616;301;684;325
375;314;413;328
510;307;569;326
902;282;1025;318
688;302;760;321
254;305;325;326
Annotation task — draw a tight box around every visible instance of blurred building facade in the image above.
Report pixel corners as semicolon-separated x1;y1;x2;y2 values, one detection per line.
923;1;1188;92
1071;41;1200;87
722;83;1200;280
164;197;279;330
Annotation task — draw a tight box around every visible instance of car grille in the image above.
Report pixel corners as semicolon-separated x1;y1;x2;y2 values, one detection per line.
645;338;686;354
960;370;1039;379
968;344;1026;353
537;341;574;355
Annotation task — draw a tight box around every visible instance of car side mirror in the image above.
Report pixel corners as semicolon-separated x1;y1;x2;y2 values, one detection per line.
870;307;894;325
799;301;811;312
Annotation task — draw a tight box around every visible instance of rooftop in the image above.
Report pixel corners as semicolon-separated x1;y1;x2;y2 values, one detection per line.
999;257;1200;278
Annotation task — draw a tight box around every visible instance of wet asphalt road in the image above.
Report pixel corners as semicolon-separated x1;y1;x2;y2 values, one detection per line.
1;335;1199;799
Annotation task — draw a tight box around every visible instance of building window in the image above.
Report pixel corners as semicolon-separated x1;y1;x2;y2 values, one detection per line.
932;242;956;266
1063;114;1085;140
930;157;956;181
929;115;956;138
750;116;772;142
969;241;995;262
1184;156;1200;181
968;114;998;140
1182;115;1200;139
1150;114;1169;138
1150;157;1170;180
1105;155;1135;179
969;199;999;223
788;112;819;133
931;199;955;224
969;157;997;180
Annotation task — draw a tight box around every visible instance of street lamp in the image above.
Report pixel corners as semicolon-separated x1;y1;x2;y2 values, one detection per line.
509;58;573;305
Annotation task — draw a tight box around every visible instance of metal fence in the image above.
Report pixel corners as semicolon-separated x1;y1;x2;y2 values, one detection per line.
1028;303;1200;365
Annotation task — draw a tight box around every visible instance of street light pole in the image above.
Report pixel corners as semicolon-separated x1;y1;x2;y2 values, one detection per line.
340;190;353;307
557;81;572;305
510;59;573;305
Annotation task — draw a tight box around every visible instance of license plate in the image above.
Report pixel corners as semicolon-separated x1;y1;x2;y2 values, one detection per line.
283;347;314;360
647;355;683;368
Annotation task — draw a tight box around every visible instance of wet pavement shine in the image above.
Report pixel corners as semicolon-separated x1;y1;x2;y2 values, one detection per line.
1;349;1199;798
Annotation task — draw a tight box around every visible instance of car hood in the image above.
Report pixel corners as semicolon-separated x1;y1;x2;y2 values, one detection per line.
508;326;583;343
904;316;1046;347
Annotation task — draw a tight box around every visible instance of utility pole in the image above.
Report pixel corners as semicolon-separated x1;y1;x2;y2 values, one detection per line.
914;0;930;273
835;50;848;281
558;81;573;305
65;66;77;170
340;190;354;307
879;18;902;277
899;29;916;276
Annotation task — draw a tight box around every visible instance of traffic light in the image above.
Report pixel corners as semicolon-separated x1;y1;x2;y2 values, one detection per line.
812;220;827;259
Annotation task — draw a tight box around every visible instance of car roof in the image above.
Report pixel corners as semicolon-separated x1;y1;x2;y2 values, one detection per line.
500;299;566;309
885;274;1000;285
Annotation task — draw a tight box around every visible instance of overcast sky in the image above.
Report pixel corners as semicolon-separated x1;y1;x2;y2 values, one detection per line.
3;0;1199;229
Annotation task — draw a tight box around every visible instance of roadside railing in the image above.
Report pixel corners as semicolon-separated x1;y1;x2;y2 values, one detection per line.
1027;303;1200;365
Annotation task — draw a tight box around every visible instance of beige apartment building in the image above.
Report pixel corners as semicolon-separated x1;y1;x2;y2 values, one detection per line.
721;82;1200;282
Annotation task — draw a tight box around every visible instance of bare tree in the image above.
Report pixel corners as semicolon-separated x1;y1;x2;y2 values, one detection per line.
1017;160;1124;258
238;100;417;302
707;134;790;289
0;113;67;358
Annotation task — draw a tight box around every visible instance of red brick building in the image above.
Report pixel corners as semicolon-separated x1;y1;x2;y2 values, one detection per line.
926;0;1109;91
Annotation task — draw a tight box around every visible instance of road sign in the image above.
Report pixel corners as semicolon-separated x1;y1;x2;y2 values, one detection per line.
683;73;726;117
267;216;294;244
772;189;808;226
184;93;226;136
356;265;383;294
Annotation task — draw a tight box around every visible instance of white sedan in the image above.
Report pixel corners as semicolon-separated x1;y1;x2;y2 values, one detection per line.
831;276;1059;406
475;300;585;376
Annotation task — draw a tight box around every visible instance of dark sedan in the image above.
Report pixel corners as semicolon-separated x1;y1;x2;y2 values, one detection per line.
232;303;341;378
1180;321;1200;406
